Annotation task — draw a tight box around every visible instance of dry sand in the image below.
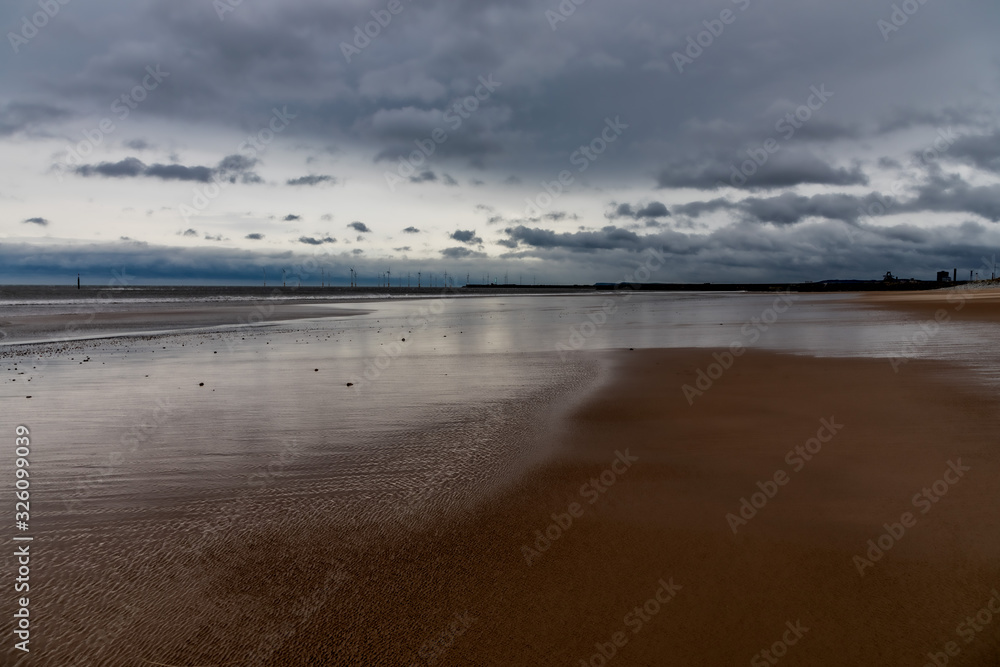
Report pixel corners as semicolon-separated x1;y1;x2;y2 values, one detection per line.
76;348;1000;666
861;287;1000;323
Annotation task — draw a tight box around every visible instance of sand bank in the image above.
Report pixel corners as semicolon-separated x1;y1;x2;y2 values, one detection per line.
0;302;370;344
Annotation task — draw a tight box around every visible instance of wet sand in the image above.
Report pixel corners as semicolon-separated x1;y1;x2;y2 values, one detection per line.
21;349;995;666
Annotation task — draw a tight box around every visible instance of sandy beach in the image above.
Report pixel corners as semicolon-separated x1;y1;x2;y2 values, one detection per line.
3;291;999;666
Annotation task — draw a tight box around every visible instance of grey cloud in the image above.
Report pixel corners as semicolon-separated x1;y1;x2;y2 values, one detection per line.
23;217;49;226
657;149;868;191
409;171;437;183
73;154;260;183
287;174;336;186
348;222;371;233
298;235;336;245
907;169;1000;222
608;201;670;220
450;229;482;244
124;139;153;151
944;130;1000;173
402;226;420;233
441;247;486;259
245;233;265;240
284;214;301;221
503;225;645;252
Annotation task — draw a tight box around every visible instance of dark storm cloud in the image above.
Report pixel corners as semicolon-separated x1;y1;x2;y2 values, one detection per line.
450;229;482;244
245;233;265;240
284;214;301;221
23;217;49;226
348;222;371;233
72;154;260;183
402;226;420;234
287;175;336;186
7;0;995;185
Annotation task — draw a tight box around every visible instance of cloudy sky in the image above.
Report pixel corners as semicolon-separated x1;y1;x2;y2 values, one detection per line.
2;0;999;284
